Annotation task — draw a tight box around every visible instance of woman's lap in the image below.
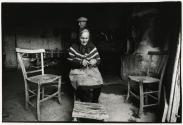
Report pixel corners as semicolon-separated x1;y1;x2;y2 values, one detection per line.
70;67;103;102
76;85;102;102
70;67;103;89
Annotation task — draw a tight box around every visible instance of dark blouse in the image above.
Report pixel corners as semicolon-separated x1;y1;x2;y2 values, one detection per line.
67;42;101;69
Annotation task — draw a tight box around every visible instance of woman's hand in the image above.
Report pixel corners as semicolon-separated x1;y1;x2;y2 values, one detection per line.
89;59;97;66
82;59;89;67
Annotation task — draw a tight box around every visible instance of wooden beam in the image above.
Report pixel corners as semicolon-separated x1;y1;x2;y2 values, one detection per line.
170;60;180;122
167;33;181;122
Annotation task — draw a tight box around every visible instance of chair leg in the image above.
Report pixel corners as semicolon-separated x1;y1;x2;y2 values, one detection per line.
139;82;144;116
58;77;62;104
41;87;44;99
125;79;130;102
25;81;29;110
37;84;41;121
73;117;77;122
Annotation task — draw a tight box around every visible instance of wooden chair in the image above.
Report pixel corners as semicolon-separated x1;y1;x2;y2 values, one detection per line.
16;48;62;121
125;51;168;116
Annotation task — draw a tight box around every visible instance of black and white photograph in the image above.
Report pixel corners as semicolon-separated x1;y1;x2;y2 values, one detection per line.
2;1;181;123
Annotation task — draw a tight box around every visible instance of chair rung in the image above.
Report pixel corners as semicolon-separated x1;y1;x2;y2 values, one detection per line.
29;94;36;98
129;90;140;99
51;84;58;87
40;92;58;103
30;65;47;69
44;94;56;97
27;69;42;74
144;91;158;94
28;89;36;95
28;101;36;107
44;92;64;97
147;94;158;100
144;103;158;107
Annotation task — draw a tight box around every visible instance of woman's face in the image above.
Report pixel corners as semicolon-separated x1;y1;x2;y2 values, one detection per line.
80;31;89;46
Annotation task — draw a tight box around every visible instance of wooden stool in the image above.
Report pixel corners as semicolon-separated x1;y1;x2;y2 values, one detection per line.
72;101;109;122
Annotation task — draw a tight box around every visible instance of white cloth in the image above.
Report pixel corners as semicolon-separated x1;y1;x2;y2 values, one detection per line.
69;67;103;89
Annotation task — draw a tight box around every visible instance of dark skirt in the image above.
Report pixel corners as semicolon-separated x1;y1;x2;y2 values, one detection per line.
76;84;102;103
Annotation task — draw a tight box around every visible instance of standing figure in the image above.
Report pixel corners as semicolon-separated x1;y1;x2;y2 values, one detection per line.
71;17;88;43
68;29;103;103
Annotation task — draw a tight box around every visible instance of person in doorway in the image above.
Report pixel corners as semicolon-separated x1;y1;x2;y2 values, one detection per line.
77;17;88;31
70;17;89;43
68;28;103;103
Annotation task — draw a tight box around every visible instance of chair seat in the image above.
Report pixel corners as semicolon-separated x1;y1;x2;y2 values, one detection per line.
27;74;60;84
72;101;109;121
128;76;160;83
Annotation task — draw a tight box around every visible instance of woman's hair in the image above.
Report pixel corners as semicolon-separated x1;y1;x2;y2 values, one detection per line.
79;28;90;37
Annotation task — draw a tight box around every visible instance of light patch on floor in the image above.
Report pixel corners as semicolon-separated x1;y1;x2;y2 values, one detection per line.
100;93;133;121
99;92;156;122
41;99;72;121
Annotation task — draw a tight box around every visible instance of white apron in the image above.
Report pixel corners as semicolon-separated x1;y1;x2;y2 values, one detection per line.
69;67;103;89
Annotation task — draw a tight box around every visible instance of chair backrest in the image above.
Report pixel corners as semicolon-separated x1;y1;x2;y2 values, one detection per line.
16;48;45;80
147;51;169;79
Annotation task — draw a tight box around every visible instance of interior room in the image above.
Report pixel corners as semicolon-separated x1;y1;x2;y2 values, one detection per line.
2;2;181;122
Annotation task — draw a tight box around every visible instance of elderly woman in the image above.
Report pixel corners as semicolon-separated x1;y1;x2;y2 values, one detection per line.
68;29;103;103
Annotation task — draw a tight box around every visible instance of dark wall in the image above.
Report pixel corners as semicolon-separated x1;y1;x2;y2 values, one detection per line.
2;2;181;73
2;2;132;69
2;3;131;30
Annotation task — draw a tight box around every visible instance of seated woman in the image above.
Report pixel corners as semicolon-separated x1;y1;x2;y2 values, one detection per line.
67;29;103;103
